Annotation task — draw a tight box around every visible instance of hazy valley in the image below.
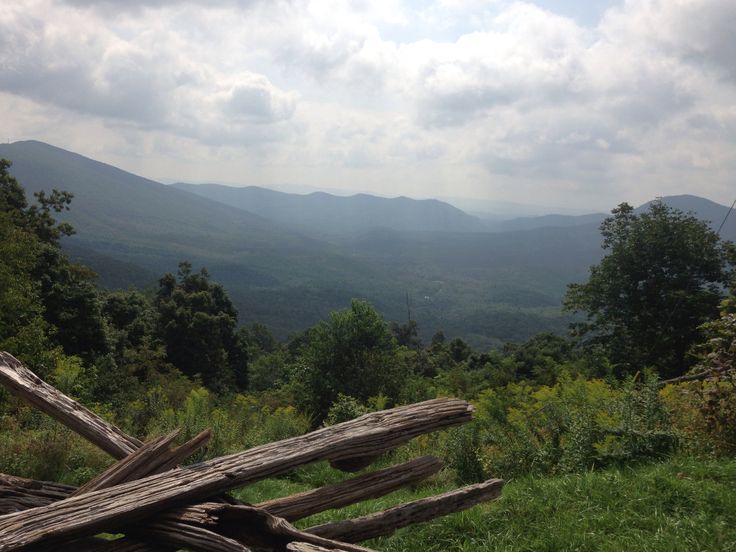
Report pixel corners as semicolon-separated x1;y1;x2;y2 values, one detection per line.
2;140;733;349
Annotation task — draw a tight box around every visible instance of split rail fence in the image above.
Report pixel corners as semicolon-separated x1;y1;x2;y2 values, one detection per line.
0;351;503;551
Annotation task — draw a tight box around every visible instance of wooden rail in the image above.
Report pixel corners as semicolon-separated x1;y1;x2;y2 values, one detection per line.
0;351;502;552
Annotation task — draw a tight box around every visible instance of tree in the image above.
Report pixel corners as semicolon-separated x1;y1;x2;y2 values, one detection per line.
0;159;107;364
0;208;54;371
390;319;422;350
302;299;405;423
155;262;245;391
564;202;734;378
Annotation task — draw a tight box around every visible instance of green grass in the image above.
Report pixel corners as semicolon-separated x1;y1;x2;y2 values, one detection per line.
234;456;736;551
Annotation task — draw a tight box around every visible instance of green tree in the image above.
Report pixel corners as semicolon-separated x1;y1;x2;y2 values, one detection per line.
155;262;245;391
564;202;734;378
0;159;106;365
0;209;54;370
302;299;405;423
390;319;422;350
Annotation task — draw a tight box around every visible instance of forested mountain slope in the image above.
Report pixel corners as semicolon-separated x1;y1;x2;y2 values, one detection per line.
2;141;730;347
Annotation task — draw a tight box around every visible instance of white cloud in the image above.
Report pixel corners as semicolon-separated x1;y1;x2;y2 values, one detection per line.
0;0;734;210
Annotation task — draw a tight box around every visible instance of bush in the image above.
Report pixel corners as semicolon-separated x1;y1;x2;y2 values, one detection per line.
444;423;486;484
324;394;369;426
475;374;676;479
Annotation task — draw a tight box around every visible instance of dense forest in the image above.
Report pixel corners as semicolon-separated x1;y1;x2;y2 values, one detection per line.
1;158;735;549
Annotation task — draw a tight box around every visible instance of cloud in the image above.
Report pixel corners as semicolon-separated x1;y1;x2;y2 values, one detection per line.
0;0;734;209
0;0;299;147
600;0;736;82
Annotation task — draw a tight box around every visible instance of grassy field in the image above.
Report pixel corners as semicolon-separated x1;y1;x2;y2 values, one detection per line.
234;456;736;551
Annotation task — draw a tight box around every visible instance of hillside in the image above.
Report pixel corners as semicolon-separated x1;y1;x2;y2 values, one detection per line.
0;141;393;335
2;141;730;347
482;212;607;232
172;182;486;237
0;141;594;345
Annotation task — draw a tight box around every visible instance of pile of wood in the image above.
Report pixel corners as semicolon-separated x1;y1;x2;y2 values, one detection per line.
0;352;503;551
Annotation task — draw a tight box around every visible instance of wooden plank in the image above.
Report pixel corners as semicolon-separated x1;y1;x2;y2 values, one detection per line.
163;502;377;552
2;455;439;521
139;522;253;552
73;430;181;496
149;429;212;475
257;456;443;521
287;544;338;552
0;398;473;551
0;352;141;459
306;478;504;542
0;474;75;515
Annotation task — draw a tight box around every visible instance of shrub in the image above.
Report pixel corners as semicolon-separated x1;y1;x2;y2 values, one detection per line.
476;374;676;479
324;394;369;426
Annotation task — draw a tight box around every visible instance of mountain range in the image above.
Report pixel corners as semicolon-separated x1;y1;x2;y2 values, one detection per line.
1;140;733;348
172;183;487;237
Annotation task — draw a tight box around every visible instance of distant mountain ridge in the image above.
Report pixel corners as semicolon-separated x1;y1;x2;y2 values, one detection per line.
0;140;391;334
1;140;732;347
172;182;487;236
636;195;736;241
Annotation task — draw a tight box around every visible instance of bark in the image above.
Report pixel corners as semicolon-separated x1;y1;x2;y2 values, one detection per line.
307;478;504;543
162;502;377;552
0;474;75;515
258;456;442;521
73;430;182;496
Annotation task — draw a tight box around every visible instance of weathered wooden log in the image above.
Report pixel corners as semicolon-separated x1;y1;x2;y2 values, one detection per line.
258;456;443;521
150;429;212;475
50;537;162;552
0;474;75;514
0;352;142;458
0;398;472;551
287;544;336;552
2;455;440;521
48;502;381;552
73;430;181;496
163;502;377;552
138;522;253;552
306;478;504;543
0;353;485;552
287;544;339;552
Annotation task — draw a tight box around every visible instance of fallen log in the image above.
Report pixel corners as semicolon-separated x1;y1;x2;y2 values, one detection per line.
307;478;504;543
152;429;212;475
139;522;253;552
0;474;75;514
73;430;182;496
287;544;336;552
163;502;377;552
257;456;443;521
3;454;438;551
0;352;141;459
1;455;439;522
0;398;473;551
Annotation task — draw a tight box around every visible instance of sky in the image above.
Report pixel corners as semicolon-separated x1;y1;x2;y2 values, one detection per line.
1;0;735;211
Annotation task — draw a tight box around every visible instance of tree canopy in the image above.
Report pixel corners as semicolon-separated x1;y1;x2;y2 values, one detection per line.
302;299;406;422
564;202;734;378
156;262;246;391
0;159;107;367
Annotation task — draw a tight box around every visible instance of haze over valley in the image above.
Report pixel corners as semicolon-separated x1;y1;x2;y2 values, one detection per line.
2;140;733;349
